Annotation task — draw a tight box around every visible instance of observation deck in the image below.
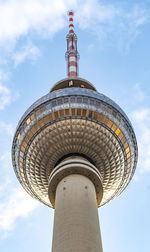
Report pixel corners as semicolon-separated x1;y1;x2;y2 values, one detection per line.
12;77;138;208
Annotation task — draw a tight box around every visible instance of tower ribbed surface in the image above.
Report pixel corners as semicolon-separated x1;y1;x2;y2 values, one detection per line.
12;78;138;208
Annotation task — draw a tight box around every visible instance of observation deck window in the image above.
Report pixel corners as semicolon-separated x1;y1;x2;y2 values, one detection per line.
83;97;88;104
125;147;130;154
121;119;125;126
60;110;64;117
64;97;69;103
51;100;56;107
124;142;128;149
22;141;27;148
49;114;53;121
104;116;109;125
57;98;63;105
77;108;81;116
118;132;123;140
90;99;95;105
101;103;106;111
54;111;59;119
93;112;98;120
26;118;31;125
17;133;21;140
21;146;25;153
43;115;49;124
98;113;103;122
116;128;120;136
112;110;117;117
77;97;82;103
96;101;101;108
71;108;75;116
108;120;113;128
65;109;69;116
107;107;112;114
116;113;121;121
88;110;93;118
70;97;75;103
82;109;87;117
121;136;126;144
112;123;117;132
30;114;34;120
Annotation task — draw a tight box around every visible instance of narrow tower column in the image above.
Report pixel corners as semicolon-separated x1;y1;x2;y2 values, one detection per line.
52;174;103;252
65;10;80;78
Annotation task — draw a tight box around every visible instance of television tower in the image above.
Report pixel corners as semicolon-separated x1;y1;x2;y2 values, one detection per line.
12;10;138;252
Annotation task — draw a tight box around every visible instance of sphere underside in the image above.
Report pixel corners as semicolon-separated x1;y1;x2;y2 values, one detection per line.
12;82;138;208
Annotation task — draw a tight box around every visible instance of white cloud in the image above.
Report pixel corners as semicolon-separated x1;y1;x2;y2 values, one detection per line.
134;83;145;102
132;108;149;122
0;84;12;110
131;108;150;173
0;151;38;233
0;0;66;45
0;0;147;51
76;0;118;28
0;69;19;110
0;70;10;81
0;121;14;136
0;186;39;231
0;179;11;197
12;41;40;67
0;152;12;178
0;0;147;80
75;1;148;52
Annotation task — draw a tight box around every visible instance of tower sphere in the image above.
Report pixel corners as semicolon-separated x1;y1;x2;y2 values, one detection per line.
12;77;138;208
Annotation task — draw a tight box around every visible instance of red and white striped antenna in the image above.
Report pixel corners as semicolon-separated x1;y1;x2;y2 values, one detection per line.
65;10;80;78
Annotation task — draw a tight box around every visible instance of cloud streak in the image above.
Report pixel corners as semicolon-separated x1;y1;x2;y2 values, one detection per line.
0;84;12;110
134;83;145;102
0;0;148;49
0;0;66;45
131;108;150;174
12;41;41;67
76;0;148;52
0;0;147;77
0;186;39;231
0;121;14;136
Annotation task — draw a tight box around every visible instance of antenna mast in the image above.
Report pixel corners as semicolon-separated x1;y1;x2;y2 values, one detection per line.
65;10;80;78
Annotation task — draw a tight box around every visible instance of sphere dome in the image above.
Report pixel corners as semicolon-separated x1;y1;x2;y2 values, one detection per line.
12;78;138;208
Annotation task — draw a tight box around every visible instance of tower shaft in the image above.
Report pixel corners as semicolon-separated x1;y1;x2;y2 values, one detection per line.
65;10;79;78
52;174;103;252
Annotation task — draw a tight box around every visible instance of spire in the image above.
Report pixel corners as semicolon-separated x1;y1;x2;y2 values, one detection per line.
65;10;80;78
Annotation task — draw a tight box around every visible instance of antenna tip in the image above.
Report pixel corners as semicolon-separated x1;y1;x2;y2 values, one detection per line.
68;10;74;16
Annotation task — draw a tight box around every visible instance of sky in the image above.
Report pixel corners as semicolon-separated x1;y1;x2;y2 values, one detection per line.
0;0;150;251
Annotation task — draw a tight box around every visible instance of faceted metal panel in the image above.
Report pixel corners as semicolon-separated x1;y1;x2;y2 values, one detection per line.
12;79;138;208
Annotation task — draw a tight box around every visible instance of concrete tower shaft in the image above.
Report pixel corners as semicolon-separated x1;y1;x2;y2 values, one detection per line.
52;173;103;252
49;156;103;251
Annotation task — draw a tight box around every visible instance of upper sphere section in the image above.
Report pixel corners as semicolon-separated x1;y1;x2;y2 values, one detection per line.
50;78;97;92
12;78;138;208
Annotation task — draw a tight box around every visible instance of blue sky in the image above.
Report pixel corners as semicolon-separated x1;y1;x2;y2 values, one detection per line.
0;0;150;251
